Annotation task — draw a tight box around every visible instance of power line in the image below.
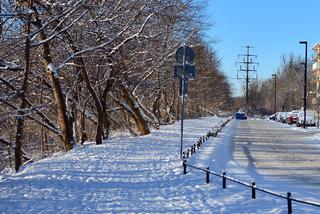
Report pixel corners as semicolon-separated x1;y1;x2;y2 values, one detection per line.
236;45;259;108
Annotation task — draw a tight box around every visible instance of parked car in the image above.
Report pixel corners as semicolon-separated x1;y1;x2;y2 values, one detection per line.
268;113;277;120
280;112;289;123
286;110;300;125
235;112;247;120
296;111;316;127
276;112;287;122
276;112;282;122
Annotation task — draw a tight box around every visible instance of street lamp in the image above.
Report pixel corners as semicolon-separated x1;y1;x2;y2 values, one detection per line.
299;41;308;129
272;74;277;113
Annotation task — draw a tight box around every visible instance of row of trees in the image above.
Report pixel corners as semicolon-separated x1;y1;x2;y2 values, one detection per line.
0;0;232;172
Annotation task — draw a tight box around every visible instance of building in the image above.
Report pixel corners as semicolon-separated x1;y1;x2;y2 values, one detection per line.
312;43;320;128
312;43;320;103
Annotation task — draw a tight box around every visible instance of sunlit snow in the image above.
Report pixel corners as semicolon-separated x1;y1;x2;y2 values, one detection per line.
0;117;320;213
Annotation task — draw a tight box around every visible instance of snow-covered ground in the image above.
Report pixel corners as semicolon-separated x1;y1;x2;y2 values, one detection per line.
0;117;319;213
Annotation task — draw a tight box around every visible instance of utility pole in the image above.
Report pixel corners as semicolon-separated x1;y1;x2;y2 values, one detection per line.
236;46;258;110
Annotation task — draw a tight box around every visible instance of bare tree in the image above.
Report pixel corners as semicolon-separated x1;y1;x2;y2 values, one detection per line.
0;0;233;171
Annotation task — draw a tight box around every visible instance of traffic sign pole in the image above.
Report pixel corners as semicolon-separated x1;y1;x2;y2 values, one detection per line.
180;45;186;159
174;45;195;159
180;76;185;159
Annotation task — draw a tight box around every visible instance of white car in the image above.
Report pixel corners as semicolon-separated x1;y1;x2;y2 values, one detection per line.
276;112;283;122
276;112;288;123
297;111;316;127
280;112;289;123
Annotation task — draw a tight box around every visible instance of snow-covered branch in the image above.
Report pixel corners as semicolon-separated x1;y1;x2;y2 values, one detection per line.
31;9;89;47
0;136;12;147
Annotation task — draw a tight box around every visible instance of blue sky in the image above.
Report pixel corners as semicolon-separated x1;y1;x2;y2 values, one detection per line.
204;0;320;96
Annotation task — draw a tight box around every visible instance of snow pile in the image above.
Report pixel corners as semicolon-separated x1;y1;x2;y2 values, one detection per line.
0;117;319;213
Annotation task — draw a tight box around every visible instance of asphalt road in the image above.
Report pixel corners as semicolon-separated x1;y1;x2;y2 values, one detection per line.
232;119;320;191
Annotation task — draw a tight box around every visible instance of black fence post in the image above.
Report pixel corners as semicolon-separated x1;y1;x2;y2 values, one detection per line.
206;167;210;183
183;160;187;174
251;182;256;199
223;172;227;188
287;192;292;214
191;146;194;155
187;149;189;158
193;144;196;153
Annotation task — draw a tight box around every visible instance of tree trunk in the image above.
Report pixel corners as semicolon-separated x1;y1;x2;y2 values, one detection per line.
120;84;150;135
79;102;88;145
102;86;112;140
62;32;110;145
34;16;74;151
14;11;31;172
74;53;104;144
152;91;161;119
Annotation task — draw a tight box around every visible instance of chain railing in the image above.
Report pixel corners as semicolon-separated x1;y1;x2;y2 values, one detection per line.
182;161;320;213
182;117;232;159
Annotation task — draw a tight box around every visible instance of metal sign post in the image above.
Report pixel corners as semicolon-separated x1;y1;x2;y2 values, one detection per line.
174;45;195;159
180;75;186;159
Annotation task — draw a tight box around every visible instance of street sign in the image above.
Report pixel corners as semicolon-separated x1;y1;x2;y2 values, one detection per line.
185;64;195;79
174;64;195;80
175;46;195;64
173;45;195;159
174;65;184;78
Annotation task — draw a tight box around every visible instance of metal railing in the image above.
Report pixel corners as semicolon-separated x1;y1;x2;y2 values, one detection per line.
183;162;320;213
182;117;232;159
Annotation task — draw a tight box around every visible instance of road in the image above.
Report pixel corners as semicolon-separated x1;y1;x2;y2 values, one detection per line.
230;119;320;194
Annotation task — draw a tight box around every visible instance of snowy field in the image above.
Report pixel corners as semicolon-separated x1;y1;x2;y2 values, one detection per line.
0;117;320;213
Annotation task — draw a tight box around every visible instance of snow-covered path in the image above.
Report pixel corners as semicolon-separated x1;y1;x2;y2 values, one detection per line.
1;117;320;213
0;117;225;213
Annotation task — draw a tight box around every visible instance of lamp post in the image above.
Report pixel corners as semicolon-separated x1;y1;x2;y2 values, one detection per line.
272;74;277;113
299;41;308;129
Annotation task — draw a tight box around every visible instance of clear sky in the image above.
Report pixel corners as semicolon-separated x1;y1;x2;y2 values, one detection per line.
204;0;320;97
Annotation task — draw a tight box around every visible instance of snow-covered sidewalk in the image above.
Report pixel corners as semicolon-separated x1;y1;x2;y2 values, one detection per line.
0;117;319;213
0;117;223;213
